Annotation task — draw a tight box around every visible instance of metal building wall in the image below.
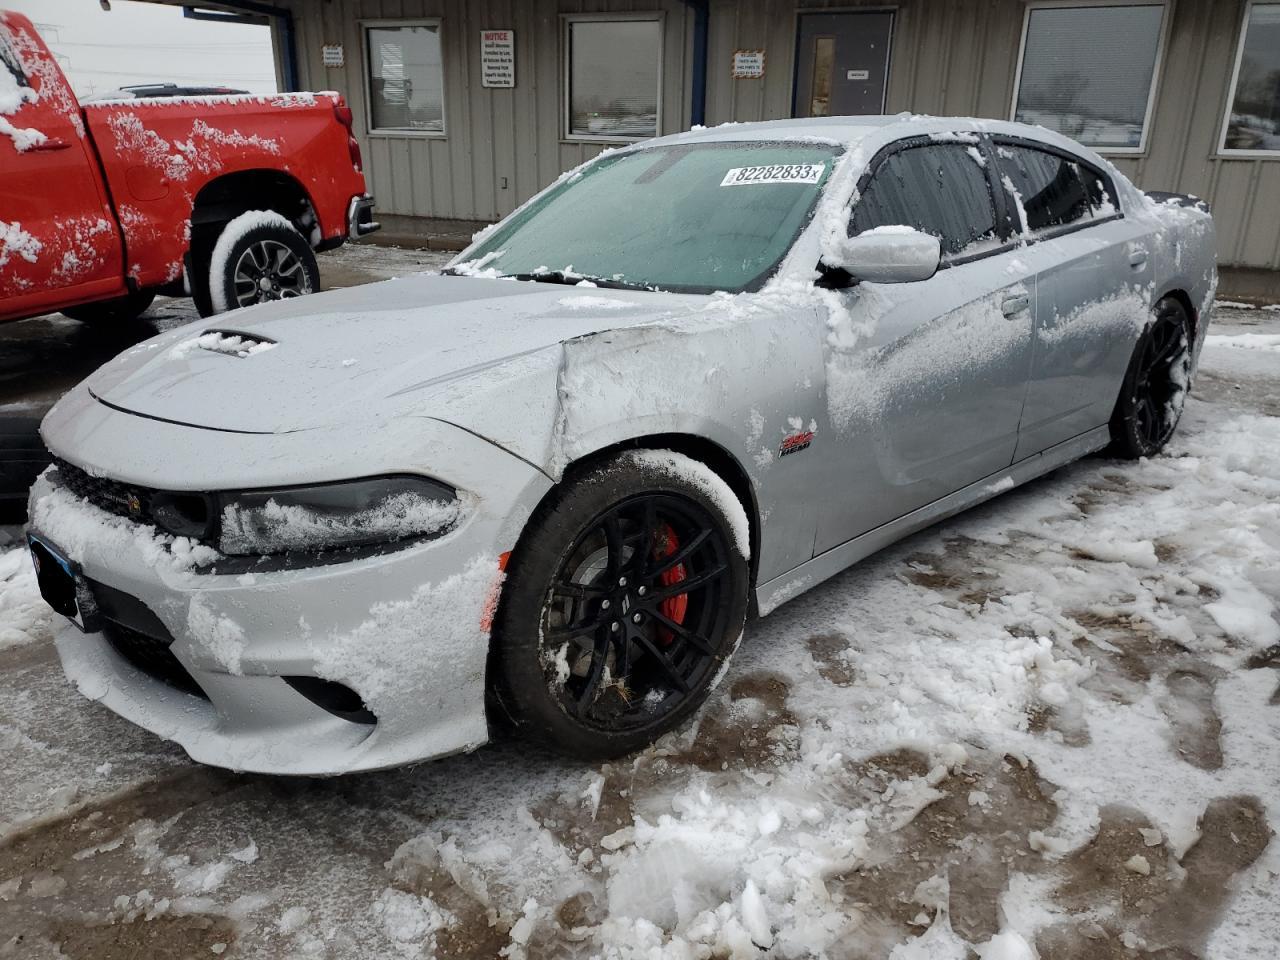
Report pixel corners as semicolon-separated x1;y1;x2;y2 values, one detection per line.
281;0;696;225
280;0;1278;287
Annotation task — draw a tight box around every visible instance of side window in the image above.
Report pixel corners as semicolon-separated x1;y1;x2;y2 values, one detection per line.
850;143;1000;258
996;144;1095;234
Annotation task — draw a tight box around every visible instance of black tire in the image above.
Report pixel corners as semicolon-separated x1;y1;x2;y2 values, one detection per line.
490;450;751;760
61;289;155;324
205;213;319;316
1108;296;1193;459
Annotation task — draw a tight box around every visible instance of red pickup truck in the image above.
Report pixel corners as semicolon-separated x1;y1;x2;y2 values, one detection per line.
0;11;377;325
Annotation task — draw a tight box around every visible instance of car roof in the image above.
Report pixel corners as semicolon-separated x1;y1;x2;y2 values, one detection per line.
647;114;1107;166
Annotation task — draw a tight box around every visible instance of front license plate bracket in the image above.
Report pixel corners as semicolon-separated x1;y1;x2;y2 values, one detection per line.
28;534;100;632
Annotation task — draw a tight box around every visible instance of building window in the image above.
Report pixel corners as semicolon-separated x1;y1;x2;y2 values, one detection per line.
1012;3;1166;152
364;21;445;134
1222;2;1280;154
564;15;661;141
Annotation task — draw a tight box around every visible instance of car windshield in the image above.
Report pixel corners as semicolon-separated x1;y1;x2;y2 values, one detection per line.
458;141;842;294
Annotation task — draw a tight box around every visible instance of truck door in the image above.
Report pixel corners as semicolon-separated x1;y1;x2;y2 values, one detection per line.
0;14;124;322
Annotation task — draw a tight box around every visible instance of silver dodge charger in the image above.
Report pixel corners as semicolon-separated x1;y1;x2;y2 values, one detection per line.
28;115;1216;774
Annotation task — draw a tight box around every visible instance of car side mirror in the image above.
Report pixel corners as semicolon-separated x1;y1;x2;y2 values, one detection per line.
820;228;942;284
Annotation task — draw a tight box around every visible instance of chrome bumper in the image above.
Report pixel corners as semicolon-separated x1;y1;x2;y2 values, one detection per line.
347;194;380;241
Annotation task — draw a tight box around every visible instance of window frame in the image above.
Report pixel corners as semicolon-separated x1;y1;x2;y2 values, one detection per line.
1009;0;1171;157
850;135;1022;271
360;17;448;139
560;11;665;145
989;135;1126;244
1217;0;1280;158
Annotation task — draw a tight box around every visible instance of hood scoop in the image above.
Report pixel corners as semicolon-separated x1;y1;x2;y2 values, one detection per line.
176;329;278;360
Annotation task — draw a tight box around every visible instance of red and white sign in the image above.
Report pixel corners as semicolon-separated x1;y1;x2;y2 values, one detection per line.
481;30;515;88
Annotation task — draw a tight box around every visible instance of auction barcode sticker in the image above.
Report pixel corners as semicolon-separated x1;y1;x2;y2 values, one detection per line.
720;163;826;186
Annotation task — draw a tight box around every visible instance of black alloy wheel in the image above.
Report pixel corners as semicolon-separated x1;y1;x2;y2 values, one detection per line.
1110;297;1193;458
490;452;750;759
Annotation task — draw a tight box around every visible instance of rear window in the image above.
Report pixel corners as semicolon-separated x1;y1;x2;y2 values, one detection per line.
995;144;1111;234
850;143;1000;258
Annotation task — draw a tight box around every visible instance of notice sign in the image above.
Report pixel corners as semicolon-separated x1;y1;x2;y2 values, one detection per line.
732;49;765;79
322;44;344;68
481;30;515;87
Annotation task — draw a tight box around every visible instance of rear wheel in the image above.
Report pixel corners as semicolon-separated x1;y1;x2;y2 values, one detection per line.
1108;297;1193;459
206;211;319;315
490;451;750;759
61;289;155;324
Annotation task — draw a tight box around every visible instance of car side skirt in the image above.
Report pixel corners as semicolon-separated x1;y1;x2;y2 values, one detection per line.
755;425;1112;616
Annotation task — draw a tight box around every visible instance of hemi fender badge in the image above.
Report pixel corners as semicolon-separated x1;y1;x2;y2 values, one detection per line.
779;430;814;457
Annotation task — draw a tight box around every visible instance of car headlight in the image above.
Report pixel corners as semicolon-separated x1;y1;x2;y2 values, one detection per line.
217;476;462;556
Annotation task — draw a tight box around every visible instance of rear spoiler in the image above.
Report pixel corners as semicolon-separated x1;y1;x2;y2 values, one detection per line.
1145;191;1211;214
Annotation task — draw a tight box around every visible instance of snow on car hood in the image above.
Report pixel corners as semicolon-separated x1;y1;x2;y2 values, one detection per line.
87;275;702;435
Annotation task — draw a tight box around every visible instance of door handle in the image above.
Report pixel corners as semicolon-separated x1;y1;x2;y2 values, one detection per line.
1001;293;1030;316
1129;248;1149;268
28;137;71;152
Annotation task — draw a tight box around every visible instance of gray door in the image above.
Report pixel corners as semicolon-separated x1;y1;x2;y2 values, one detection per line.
794;12;893;118
813;141;1035;555
990;142;1154;460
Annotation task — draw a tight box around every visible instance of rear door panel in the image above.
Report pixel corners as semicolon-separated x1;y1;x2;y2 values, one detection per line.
992;141;1154;459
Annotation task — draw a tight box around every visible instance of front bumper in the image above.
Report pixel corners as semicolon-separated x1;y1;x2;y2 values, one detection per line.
347;194;380;241
32;395;552;775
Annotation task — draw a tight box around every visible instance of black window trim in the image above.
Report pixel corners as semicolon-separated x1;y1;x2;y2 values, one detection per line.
988;134;1125;246
850;133;1023;272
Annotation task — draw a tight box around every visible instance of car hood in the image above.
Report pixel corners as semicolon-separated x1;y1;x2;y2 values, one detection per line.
87;274;703;435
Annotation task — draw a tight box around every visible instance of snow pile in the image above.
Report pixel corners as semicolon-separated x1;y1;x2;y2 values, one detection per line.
312;555;498;743
0;220;40;269
0;29;45;152
1204;332;1280;352
186;595;247;675
29;480;220;574
170;330;277;360
0;542;53;651
557;295;634;311
219;490;466;556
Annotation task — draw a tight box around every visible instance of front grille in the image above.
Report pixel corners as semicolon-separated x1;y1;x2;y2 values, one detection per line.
52;457;155;525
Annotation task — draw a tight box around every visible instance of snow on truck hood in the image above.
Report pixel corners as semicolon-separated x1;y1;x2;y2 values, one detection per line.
86;274;701;435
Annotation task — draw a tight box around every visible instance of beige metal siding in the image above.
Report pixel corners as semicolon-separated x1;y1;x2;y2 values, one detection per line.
282;0;694;222
282;0;1278;273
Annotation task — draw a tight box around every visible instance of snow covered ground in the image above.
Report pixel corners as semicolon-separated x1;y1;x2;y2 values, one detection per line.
0;302;1277;959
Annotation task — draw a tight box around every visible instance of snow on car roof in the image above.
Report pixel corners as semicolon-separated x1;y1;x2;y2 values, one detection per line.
648;113;1106;157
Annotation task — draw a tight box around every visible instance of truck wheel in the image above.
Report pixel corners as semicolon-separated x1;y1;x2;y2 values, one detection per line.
206;211;319;315
61;289;156;324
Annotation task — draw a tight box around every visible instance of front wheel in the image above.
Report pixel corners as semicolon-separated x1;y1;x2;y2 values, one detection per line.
1108;296;1193;459
206;211;319;315
490;450;751;759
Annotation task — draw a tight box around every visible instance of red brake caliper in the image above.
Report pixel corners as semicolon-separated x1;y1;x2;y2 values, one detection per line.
655;523;688;646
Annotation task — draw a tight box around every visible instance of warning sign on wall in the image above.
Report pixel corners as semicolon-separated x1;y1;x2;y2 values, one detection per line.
732;49;766;79
481;30;515;88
